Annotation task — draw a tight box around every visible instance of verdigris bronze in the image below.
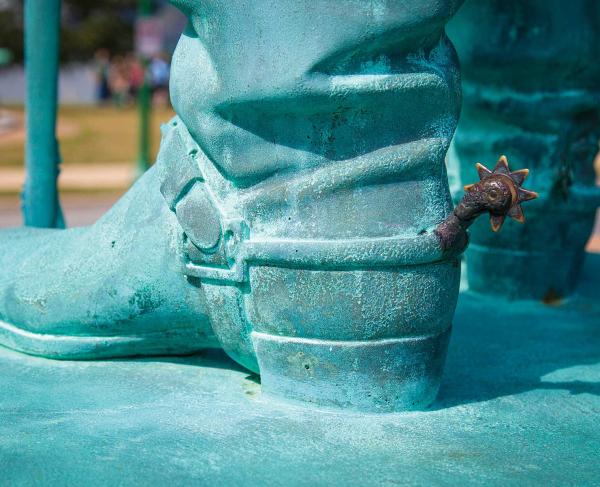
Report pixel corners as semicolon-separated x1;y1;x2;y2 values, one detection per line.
0;0;531;411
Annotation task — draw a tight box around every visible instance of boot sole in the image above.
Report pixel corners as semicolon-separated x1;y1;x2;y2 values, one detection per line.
0;319;209;360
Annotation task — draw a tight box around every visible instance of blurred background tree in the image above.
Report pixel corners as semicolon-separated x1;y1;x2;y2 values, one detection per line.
0;0;183;228
0;0;162;64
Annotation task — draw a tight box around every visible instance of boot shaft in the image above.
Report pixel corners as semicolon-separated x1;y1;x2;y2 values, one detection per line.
169;0;463;241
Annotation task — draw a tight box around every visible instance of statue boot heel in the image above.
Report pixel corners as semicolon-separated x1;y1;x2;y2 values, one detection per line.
248;266;456;412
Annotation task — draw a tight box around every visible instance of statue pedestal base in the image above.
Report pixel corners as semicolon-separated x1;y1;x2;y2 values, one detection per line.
2;255;599;485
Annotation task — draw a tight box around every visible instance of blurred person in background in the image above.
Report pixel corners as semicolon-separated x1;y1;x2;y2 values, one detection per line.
149;53;169;107
94;48;111;105
127;52;145;100
109;55;131;107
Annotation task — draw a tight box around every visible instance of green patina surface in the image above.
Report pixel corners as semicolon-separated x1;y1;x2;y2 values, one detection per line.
0;2;597;483
1;2;597;482
1;254;599;485
1;0;471;412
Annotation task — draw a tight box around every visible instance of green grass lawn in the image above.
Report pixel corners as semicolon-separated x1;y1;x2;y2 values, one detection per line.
0;105;175;167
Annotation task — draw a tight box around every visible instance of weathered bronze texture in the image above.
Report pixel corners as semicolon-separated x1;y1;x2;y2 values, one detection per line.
1;0;467;412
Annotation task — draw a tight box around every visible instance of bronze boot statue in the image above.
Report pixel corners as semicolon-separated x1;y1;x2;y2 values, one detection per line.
0;0;534;411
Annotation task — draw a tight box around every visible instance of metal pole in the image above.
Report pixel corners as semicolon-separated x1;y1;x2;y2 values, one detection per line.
23;0;64;228
136;0;152;178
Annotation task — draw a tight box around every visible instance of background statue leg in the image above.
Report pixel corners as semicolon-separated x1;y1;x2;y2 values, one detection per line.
448;0;600;300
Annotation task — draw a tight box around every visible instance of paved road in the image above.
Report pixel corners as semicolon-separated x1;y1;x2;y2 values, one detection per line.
0;163;131;193
0;193;121;228
0;163;129;228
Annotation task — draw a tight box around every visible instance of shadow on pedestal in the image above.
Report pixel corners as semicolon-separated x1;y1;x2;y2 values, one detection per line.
435;252;600;409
